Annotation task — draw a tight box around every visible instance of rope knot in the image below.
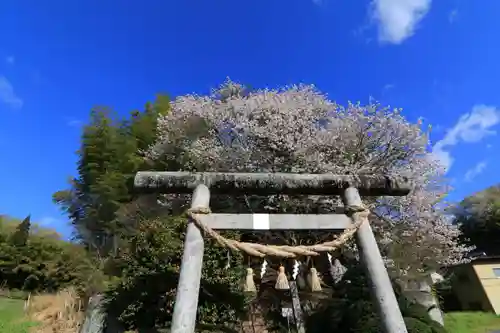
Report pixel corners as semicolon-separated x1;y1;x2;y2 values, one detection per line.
344;204;367;214
188;206;212;215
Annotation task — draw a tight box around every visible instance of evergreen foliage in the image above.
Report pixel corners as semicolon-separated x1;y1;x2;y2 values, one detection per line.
53;94;247;330
10;215;31;247
454;185;500;255
0;215;99;293
304;261;447;333
104;215;247;331
53;96;171;255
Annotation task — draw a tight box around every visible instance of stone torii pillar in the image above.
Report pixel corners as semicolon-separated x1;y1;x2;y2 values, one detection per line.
134;172;412;333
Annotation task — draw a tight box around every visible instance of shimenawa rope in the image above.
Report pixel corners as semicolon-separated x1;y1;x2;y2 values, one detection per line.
186;206;369;258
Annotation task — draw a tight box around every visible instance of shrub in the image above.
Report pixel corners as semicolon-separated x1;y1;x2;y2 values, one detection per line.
104;216;249;331
0;216;101;295
405;317;433;333
304;261;447;333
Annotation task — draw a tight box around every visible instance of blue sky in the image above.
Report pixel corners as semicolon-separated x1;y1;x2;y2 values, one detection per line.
1;0;499;238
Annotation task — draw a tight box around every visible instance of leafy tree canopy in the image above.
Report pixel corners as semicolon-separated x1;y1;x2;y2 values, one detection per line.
454;185;500;255
53;95;171;255
0;215;100;294
10;215;31;247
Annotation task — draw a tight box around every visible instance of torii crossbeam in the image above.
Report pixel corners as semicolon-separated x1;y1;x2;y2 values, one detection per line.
134;172;412;333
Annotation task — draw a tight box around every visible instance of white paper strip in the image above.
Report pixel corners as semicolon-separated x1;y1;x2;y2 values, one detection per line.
260;259;268;279
252;213;270;230
292;260;300;280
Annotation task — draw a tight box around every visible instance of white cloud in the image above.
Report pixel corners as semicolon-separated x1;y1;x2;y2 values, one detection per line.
0;76;23;109
39;217;59;226
5;56;14;65
465;161;487;182
448;9;458;23
67;119;83;127
432;105;500;170
383;83;395;91
371;0;431;44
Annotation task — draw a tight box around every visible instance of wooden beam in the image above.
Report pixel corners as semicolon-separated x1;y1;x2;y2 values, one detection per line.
192;213;353;230
134;171;412;196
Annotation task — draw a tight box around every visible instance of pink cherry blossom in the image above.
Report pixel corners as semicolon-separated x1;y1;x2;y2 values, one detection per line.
145;79;470;275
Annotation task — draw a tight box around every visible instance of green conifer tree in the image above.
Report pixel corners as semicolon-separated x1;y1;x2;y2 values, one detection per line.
53;96;171;256
10;214;31;246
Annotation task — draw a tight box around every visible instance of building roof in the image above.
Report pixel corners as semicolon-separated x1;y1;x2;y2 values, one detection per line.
468;255;500;264
446;255;500;270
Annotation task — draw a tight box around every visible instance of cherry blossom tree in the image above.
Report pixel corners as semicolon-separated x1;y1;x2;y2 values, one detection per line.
145;79;469;280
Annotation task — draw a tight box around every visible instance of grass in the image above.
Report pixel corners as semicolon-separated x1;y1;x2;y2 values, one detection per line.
3;291;500;333
0;288;84;333
445;311;500;333
25;288;84;333
0;297;37;333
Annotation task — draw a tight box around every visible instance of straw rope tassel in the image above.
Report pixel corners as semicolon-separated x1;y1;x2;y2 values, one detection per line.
243;267;257;292
275;265;290;290
308;267;322;292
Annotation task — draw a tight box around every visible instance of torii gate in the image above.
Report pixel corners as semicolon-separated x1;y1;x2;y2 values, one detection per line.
134;172;411;333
